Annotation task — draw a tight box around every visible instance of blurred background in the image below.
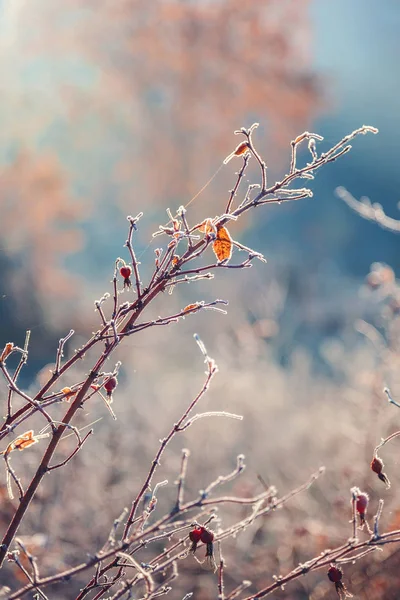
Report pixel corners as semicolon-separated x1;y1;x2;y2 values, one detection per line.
1;0;400;598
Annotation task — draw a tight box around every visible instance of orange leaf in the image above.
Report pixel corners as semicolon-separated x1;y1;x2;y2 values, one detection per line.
213;226;232;263
223;141;250;164
1;430;49;456
61;387;76;401
234;141;250;156
13;431;38;452
183;303;200;313
197;218;216;235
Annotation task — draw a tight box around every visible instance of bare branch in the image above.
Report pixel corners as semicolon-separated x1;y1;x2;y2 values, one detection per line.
336;185;400;232
6;330;31;419
54;329;74;376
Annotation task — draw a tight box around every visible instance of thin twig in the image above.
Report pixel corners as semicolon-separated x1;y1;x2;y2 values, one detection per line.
218;542;225;600
384;387;400;409
202;455;245;498
373;499;384;540
226;581;252;600
11;553;49;600
226;154;250;213
175;449;190;512
0;363;55;428
336;186;400;232
54;329;74;376
350;487;358;542
47;430;93;471
112;260;120;319
7;330;30;419
126;214;144;300
4;453;24;500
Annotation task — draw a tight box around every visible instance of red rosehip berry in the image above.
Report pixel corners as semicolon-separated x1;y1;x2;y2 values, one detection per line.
188;526;216;569
189;527;202;553
371;456;383;474
351;488;371;532
199;528;214;544
328;566;342;583
189;527;202;543
356;492;368;513
120;265;132;288
328;566;352;598
371;456;391;488
200;528;216;571
356;492;369;525
104;376;118;398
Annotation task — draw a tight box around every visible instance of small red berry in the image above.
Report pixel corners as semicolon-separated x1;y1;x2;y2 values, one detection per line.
371;456;383;474
120;265;132;288
328;566;353;598
200;528;216;571
328;566;353;600
199;528;214;544
328;566;342;583
352;490;369;529
189;528;202;543
104;376;118;398
189;527;202;553
371;456;391;487
356;492;368;515
188;526;216;569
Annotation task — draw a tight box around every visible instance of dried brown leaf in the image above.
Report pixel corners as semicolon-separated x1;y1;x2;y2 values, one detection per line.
213;226;233;262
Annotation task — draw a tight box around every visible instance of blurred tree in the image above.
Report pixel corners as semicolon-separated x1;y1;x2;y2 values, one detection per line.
75;0;322;206
1;0;321;211
0;0;321;346
0;152;85;328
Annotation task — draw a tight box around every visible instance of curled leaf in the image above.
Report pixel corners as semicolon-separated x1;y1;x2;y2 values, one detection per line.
197;219;216;236
13;431;38;451
213;226;233;263
0;343;14;362
223;141;250;164
2;430;48;456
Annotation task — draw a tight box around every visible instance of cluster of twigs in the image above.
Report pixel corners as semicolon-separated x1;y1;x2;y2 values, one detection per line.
2;122;397;599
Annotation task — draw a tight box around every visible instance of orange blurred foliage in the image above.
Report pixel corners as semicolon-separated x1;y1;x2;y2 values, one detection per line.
0;152;85;320
9;0;321;210
0;0;322;329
